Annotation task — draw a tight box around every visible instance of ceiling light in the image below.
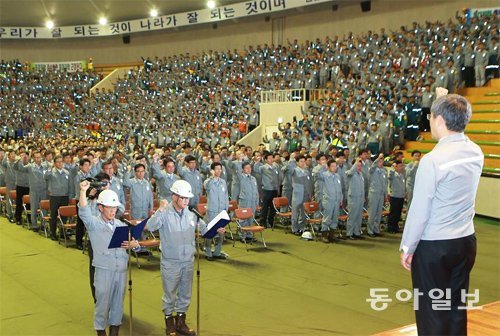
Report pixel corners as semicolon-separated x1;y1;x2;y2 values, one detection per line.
207;1;216;9
46;20;54;29
150;9;158;17
99;17;108;25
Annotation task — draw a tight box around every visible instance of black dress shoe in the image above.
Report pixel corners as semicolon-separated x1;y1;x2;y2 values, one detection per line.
30;227;41;232
367;233;376;237
50;236;58;241
347;235;356;240
213;254;227;260
374;233;383;237
76;245;84;250
354;235;365;240
205;256;214;261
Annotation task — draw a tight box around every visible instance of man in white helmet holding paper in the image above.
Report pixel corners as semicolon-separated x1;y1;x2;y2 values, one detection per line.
79;180;140;336
147;180;217;336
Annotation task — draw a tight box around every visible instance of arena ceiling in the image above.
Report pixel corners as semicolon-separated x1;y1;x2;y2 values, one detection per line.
0;0;245;27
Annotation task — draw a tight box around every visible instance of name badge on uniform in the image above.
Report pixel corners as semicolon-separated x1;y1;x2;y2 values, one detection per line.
307;176;310;180
65;175;69;179
117;185;121;190
146;186;150;191
190;220;195;227
222;187;225;192
197;176;200;180
338;180;341;184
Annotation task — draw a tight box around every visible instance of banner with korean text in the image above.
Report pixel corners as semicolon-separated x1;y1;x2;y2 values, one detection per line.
0;0;332;39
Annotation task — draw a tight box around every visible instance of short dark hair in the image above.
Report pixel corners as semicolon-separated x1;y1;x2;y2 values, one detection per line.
295;155;306;162
79;158;91;167
95;172;110;182
412;150;421;156
327;158;337;167
134;163;146;171
431;94;471;132
242;162;251;169
210;162;222;170
184;155;196;163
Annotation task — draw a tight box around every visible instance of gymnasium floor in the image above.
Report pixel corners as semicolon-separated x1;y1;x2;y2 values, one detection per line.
1;216;498;336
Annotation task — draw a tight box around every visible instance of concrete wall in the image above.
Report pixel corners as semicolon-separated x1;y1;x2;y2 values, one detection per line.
1;0;494;64
476;176;500;219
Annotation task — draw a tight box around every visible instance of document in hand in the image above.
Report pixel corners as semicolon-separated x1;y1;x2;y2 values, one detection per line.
108;218;149;249
202;210;230;239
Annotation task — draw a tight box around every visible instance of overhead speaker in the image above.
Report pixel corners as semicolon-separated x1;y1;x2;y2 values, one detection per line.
122;35;130;44
360;1;371;12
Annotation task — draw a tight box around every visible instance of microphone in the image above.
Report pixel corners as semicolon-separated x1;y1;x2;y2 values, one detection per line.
189;206;204;220
119;216;135;226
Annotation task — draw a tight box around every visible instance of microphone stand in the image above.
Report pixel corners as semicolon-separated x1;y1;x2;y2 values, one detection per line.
190;206;203;336
127;227;133;336
121;217;135;336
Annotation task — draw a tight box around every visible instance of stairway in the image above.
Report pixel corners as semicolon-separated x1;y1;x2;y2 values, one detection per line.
404;78;500;175
93;61;142;77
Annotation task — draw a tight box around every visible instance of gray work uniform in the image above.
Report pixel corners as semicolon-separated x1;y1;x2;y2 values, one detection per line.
2;158;17;218
123;175;154;220
78;204;129;331
318;170;343;231
346;165;365;237
203;177;229;257
45;168;73;197
405;161;419;208
179;167;203;207
238;173;259;238
109;176;126;216
146;204;208;316
361;159;371;202
0;159;4;187
291;167;313;233
152;162;179;202
228;160;244;201
18;162;49;229
312;165;327;212
281;160;295;205
367;162;388;235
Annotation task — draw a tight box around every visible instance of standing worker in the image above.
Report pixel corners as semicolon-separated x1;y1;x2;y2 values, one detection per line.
45;155;73;240
78;180;139;336
400;92;483;335
203;162;229;261
367;154;388;237
147;180;223;336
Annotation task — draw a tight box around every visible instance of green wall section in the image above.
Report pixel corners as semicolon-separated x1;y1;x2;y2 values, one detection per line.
1;217;499;335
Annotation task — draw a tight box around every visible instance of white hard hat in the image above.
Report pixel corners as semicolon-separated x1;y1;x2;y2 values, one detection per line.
97;189;122;207
170;180;194;198
300;231;313;240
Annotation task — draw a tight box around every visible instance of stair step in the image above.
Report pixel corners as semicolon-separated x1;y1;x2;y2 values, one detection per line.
484;92;500;96
466;123;500;131
406;141;500;155
472;109;500;112
471;101;500;105
470;112;500;120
